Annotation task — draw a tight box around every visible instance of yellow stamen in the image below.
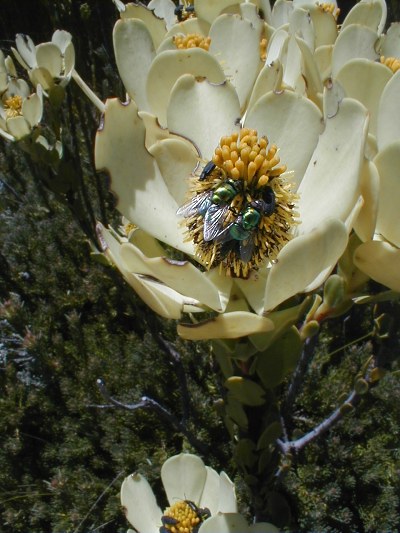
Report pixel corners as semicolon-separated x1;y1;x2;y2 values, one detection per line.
173;33;211;51
260;37;268;61
179;128;298;278
161;501;208;533
4;95;23;119
380;56;400;74
318;2;340;20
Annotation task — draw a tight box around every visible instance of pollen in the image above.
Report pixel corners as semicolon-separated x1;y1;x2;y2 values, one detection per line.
4;95;23;119
160;500;208;533
318;2;340;20
177;128;299;279
380;56;400;74
260;37;268;62
173;33;211;51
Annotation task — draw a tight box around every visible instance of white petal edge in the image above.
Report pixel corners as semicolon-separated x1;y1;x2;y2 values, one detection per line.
120;473;162;533
263;219;349;312
113;18;155;111
177;312;274;340
95;98;193;254
167;75;241;160
245;90;323;190
161;453;207;506
373;141;400;247
297;97;368;234
198;513;249;533
354;240;400;292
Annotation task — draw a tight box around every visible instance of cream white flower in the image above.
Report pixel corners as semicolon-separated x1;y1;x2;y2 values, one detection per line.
93;0;371;339
121;453;279;533
112;1;267;121
12;30;75;90
96;82;368;338
0;78;43;141
120;453;237;533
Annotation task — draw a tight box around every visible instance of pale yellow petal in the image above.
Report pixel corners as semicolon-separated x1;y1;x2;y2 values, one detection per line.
178;312;274;340
354;240;400;292
95;98;193;254
245;90;323;189
377;71;400;151
146;48;226;126
121;473;161;533
161;454;207;506
332;24;379;77
373;141;400;247
167;75;240;160
113;18;155;111
353;159;379;242
297;98;368;234
209;13;262;110
263;219;348;312
147;137;198;205
336;59;391;137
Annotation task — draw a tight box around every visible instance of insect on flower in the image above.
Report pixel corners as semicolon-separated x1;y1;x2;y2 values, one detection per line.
217;188;276;263
159;499;211;533
177;128;298;278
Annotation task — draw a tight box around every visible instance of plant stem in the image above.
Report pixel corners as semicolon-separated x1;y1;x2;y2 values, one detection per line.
72;69;105;113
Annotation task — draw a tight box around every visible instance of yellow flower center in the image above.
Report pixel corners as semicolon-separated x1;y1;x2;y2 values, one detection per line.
173;33;211;51
4;95;23;119
212;129;286;186
160;500;210;533
318;2;340;20
260;37;268;62
380;56;400;74
177;128;299;278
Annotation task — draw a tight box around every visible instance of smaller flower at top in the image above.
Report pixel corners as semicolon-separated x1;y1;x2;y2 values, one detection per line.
0;78;43;142
12;30;75;91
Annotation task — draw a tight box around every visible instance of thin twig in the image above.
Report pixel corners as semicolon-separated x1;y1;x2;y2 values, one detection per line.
281;333;319;433
95;379;209;455
277;389;359;455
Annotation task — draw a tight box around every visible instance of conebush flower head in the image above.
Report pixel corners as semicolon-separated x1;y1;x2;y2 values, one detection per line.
120;453;279;533
95;0;371;339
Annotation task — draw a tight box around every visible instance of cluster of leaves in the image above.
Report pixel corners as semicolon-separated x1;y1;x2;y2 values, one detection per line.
1;1;400;532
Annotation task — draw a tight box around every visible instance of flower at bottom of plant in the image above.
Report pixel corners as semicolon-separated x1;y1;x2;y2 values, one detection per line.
121;453;280;533
120;453;237;533
177;128;298;279
160;499;211;532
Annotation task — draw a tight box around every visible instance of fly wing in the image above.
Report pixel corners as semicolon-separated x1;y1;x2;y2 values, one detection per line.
176;191;211;218
203;204;230;241
239;238;254;262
